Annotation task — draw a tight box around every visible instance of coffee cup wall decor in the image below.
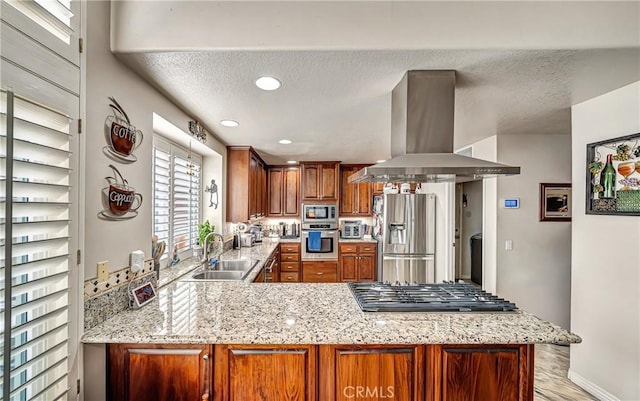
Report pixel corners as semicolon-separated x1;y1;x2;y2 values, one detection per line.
98;164;143;221
103;96;143;163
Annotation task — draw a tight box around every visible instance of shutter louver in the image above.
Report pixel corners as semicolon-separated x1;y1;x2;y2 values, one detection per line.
1;91;71;401
153;146;170;263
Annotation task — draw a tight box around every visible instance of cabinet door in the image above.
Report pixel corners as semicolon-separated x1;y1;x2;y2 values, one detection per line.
260;162;267;216
340;254;358;282
320;163;338;200
214;345;317;401
301;164;320;200
358;254;376;281
356;180;372;215
249;153;259;217
428;345;533;401
268;167;284;216
319;345;425;401
108;344;212;401
283;167;300;216
340;167;356;215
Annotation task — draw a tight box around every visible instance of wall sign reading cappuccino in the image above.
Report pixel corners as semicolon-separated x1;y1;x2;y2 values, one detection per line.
98;164;143;221
103;96;143;163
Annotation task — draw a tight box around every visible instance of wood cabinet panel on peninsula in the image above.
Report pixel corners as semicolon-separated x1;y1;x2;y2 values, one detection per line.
107;343;212;401
226;146;267;221
267;166;300;217
319;345;425;401
301;162;340;201
427;344;534;401
214;344;317;401
106;343;534;401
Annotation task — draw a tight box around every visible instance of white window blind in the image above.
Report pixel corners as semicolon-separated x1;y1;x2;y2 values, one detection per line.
0;91;71;401
153;138;201;263
5;0;74;43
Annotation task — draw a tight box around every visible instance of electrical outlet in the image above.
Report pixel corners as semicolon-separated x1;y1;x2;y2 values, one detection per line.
97;261;109;282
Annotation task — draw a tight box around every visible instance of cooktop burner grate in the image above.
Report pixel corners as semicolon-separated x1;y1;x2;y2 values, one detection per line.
348;282;518;312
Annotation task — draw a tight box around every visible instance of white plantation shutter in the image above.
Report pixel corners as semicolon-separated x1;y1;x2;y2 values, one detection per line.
153;137;201;262
153;146;170;264
0;91;72;401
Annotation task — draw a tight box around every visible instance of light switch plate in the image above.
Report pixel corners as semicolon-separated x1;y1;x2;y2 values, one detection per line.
97;261;109;282
505;240;513;251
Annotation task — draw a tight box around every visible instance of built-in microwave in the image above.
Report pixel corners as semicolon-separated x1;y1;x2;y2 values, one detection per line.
302;204;337;224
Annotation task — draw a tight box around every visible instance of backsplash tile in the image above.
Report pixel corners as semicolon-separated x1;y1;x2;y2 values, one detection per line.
83;259;154;300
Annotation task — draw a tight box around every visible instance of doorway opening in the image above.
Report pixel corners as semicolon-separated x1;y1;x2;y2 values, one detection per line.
454;181;484;285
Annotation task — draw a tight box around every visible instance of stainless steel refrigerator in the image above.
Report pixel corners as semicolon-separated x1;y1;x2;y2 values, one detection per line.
374;193;436;283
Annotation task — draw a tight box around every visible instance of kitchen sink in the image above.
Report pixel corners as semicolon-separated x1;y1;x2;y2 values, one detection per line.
185;259;260;281
191;270;249;281
214;259;260;272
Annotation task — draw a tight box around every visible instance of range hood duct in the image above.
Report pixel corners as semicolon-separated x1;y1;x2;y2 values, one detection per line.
348;70;520;183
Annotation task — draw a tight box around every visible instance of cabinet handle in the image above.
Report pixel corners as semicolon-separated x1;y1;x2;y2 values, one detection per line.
287;276;293;280
316;272;324;275
202;353;210;400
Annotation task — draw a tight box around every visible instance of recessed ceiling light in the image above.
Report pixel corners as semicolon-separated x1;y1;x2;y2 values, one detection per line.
255;76;281;91
287;160;297;164
220;120;239;127
376;159;387;163
278;139;292;145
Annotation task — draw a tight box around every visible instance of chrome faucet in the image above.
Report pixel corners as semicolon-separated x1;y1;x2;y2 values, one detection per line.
201;232;224;269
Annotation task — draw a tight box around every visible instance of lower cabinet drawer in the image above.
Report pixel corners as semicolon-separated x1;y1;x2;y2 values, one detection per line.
302;262;338;283
281;253;300;262
281;262;300;272
280;272;299;282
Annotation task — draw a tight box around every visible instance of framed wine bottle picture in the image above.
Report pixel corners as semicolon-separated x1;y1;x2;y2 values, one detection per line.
586;132;640;216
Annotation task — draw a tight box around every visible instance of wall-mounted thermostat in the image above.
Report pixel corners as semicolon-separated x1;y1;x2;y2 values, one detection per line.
502;198;520;209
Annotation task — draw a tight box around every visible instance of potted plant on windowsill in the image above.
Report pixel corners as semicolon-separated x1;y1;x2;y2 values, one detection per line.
194;220;214;260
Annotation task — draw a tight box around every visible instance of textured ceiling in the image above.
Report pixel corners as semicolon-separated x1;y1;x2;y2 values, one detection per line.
110;0;639;165
120;48;639;164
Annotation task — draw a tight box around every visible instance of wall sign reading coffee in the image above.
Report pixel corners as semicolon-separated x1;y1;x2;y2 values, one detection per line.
98;164;143;221
103;96;143;163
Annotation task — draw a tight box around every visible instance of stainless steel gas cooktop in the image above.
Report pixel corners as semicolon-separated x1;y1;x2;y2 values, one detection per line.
348;282;518;312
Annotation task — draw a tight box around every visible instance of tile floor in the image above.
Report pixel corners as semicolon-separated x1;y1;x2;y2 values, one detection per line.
534;344;598;401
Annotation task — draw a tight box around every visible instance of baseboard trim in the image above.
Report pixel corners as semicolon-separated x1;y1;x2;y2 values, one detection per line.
568;369;620;401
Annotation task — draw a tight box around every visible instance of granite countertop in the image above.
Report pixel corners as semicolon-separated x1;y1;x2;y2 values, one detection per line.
82;257;581;345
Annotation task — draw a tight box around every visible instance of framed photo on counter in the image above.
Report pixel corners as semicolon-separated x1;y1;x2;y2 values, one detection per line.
540;183;572;222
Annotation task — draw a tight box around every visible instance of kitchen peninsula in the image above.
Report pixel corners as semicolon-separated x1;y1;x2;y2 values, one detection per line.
83;240;580;401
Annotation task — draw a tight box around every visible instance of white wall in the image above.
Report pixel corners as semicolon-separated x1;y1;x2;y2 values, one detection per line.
496;134;572;329
570;82;640;401
84;0;226;278
469;135;498;293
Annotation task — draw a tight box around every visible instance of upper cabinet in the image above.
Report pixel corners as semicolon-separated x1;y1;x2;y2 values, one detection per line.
267;166;300;217
227;147;267;222
300;162;340;202
340;165;372;216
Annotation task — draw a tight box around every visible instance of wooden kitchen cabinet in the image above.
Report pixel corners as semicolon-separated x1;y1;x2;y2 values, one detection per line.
300;162;340;201
340;165;372;216
226;146;267;222
427;344;534;401
254;247;280;282
107;343;212;401
279;242;300;282
267;166;300;217
214;344;317;401
301;261;338;282
319;344;425;401
339;243;377;282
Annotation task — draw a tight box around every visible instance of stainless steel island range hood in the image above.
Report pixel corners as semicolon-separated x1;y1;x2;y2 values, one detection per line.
348;70;520;183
